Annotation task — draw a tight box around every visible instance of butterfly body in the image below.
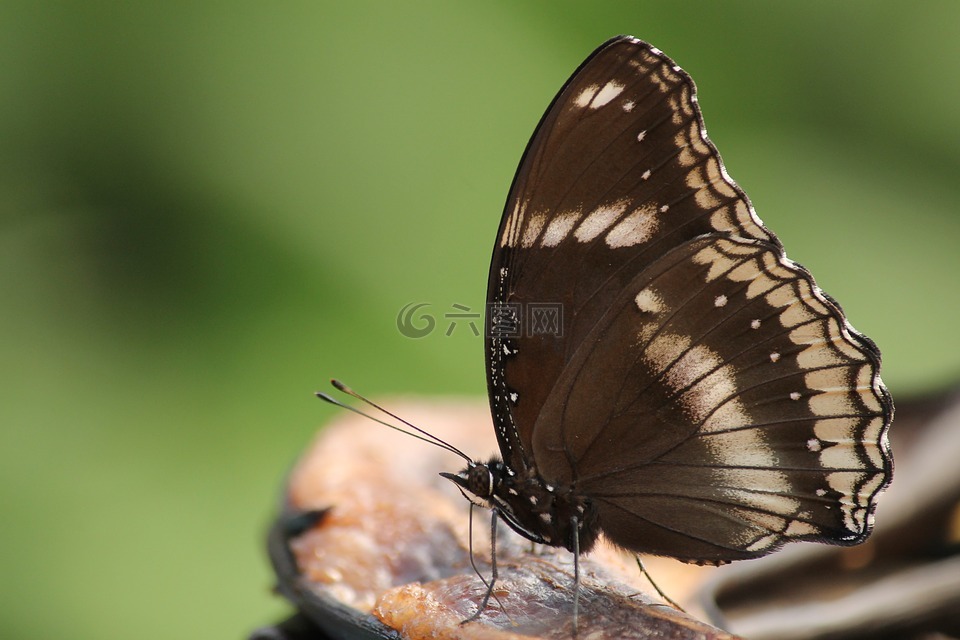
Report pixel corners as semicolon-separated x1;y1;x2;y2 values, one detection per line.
443;458;601;553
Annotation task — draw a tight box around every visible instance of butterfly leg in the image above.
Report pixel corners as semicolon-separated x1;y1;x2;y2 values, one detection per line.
571;516;581;635
462;507;500;624
634;556;685;612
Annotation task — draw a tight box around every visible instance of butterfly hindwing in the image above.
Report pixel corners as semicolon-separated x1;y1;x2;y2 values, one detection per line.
527;234;890;561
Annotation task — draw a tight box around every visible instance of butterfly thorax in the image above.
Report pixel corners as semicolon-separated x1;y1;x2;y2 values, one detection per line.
442;458;601;554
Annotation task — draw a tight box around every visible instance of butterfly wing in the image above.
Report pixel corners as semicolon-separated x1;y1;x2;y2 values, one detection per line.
529;234;892;561
486;36;773;471
485;36;892;561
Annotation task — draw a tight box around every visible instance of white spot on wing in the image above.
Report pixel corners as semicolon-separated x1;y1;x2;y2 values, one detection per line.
785;519;818;537
809;390;856;417
593;81;625;108
804;367;852;393
500;200;521;247
540;210;581;247
634;287;664;313
722;486;798;518
747;533;779;553
644;337;754;436
574;81;624;109
826;470;866;531
714;295;727;307
575;199;630;242
606;204;659;248
573;85;599;108
521;212;547;248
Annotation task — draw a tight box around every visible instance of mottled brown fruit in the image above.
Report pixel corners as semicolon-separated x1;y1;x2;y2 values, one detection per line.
273;399;738;639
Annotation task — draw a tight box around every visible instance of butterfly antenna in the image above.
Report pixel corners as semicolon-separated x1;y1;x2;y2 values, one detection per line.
317;379;472;463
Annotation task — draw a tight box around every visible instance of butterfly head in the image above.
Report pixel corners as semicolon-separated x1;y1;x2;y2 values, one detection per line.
439;458;505;508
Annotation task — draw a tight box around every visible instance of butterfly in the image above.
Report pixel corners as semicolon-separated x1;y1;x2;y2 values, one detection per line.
322;34;893;630
434;34;893;621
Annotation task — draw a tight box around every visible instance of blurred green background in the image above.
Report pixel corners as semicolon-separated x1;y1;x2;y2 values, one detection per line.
2;1;958;638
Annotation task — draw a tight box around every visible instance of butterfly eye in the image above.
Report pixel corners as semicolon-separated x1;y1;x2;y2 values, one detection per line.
468;464;494;498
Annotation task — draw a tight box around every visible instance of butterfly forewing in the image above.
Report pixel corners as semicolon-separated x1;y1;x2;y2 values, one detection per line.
485;36;892;562
487;37;774;470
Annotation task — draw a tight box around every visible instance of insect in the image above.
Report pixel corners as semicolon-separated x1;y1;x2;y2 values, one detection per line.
325;34;893;630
